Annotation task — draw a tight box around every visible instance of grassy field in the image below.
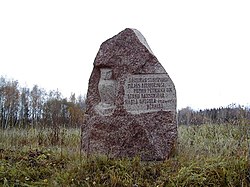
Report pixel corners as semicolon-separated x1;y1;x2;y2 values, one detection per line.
0;123;249;186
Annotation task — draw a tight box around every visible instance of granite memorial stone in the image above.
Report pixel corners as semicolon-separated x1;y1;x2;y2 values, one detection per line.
82;28;177;161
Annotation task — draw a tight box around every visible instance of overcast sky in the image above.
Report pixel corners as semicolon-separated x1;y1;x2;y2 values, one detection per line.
0;0;249;109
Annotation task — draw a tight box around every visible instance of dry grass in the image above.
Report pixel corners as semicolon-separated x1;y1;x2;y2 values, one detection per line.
0;123;249;186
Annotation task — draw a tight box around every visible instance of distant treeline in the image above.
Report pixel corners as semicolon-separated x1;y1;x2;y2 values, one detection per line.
178;105;250;125
0;76;86;129
1;76;249;129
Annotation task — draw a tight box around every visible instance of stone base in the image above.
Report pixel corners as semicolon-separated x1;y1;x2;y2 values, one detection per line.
82;111;177;161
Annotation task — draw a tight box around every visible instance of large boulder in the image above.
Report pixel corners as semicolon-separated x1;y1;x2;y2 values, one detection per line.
82;28;177;161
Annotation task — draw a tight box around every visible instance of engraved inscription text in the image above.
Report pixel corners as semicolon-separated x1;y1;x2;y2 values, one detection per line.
124;74;176;114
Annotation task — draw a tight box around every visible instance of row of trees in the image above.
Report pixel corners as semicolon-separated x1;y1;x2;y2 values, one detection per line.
0;76;86;129
1;76;249;129
178;104;250;126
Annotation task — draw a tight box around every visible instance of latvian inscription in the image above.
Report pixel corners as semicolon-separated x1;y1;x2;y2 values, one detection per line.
124;74;176;114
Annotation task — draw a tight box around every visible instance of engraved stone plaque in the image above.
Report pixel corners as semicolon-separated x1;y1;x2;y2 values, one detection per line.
124;74;176;114
82;28;177;161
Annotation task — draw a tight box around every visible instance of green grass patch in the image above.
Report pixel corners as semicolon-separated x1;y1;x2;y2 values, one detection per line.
0;124;249;186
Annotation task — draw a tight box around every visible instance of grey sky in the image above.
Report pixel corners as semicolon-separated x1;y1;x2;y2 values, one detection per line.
0;0;249;109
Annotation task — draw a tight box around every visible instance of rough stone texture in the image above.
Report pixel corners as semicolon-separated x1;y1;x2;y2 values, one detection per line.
82;28;177;161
